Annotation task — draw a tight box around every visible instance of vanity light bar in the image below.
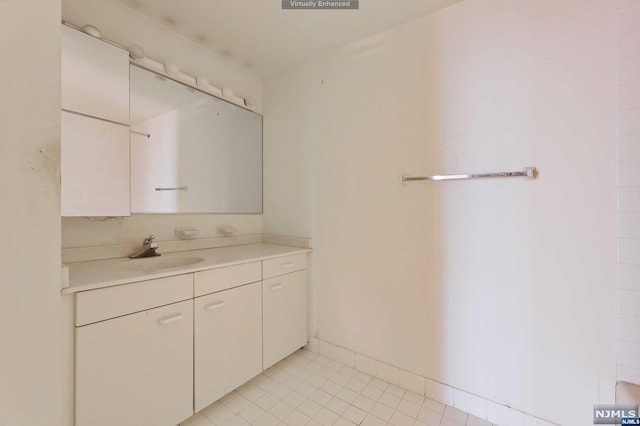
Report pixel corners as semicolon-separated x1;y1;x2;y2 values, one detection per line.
61;20;258;112
400;167;537;184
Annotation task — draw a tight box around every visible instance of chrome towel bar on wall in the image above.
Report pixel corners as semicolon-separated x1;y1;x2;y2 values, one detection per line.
155;186;189;192
400;167;537;184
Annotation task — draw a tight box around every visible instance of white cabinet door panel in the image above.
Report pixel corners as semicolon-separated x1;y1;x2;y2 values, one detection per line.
194;282;262;411
263;270;308;369
61;111;130;216
76;300;193;426
61;25;129;124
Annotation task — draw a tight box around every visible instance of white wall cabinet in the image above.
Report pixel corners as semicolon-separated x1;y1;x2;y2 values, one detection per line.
263;269;308;369
61;111;130;216
75;299;193;426
194;282;262;411
61;25;130;217
61;25;129;124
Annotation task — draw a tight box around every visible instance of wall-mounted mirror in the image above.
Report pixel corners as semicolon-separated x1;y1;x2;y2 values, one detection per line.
130;64;262;214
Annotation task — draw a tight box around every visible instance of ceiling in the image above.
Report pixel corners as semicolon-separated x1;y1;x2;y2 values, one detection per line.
114;0;460;75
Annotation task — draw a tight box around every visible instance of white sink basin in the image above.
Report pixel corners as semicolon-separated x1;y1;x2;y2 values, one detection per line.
116;256;205;272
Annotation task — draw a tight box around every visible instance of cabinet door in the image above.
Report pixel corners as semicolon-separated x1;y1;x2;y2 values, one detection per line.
61;111;130;216
76;300;193;426
194;282;262;411
61;25;129;124
263;270;308;370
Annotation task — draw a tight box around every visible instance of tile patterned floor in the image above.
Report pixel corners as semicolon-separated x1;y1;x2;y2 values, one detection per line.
180;349;495;426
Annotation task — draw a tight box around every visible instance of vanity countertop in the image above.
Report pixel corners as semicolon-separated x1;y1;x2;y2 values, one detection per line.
63;243;311;294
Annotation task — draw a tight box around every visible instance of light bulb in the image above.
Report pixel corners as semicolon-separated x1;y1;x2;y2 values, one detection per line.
81;25;102;38
165;63;180;77
196;77;210;89
128;44;145;60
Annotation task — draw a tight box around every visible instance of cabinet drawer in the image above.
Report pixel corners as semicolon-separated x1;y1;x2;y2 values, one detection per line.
262;253;307;279
194;262;261;297
76;274;193;326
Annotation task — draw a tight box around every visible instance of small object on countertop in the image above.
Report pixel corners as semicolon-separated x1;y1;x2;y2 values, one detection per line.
175;227;201;239
217;225;238;236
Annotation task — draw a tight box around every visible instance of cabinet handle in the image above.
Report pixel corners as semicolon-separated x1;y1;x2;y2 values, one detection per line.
157;313;184;326
270;283;284;291
204;301;225;311
281;262;294;269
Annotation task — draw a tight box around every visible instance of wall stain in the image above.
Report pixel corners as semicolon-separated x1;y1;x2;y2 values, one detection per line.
21;126;60;202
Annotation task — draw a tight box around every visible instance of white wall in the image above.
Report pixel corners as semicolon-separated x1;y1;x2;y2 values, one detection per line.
617;0;640;385
0;1;62;425
61;0;263;250
264;0;617;424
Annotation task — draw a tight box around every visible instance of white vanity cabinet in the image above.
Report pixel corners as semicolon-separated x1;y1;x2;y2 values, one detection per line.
75;274;193;426
68;246;310;426
61;25;130;217
262;255;309;370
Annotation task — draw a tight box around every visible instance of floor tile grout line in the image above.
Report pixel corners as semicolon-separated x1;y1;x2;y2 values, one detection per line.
181;349;495;426
264;351;448;425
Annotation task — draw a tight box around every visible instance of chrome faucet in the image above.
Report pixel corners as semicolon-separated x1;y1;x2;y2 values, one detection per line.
129;235;161;258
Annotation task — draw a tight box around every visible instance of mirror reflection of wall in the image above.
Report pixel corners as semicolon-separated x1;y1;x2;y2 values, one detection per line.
130;64;263;214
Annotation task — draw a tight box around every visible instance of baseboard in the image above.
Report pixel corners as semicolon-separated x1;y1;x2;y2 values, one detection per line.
304;337;558;426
